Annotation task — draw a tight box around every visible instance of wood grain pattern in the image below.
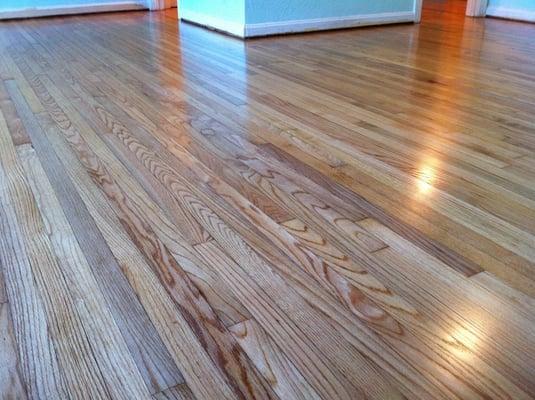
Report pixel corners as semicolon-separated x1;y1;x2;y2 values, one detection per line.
35;110;242;400
0;271;6;304
4;78;184;395
194;241;402;400
1;2;535;398
154;384;196;400
0;149;67;400
228;319;322;400
21;67;273;400
17;143;152;400
0;303;28;400
0;107;113;399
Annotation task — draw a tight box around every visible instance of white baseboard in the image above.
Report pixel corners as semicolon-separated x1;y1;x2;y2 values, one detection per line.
180;10;245;38
0;1;146;20
244;11;416;37
486;6;535;22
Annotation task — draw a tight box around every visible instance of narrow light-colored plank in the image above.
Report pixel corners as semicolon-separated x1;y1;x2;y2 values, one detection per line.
0;51;44;114
0;83;31;147
471;272;535;323
0;303;28;400
0;270;6;304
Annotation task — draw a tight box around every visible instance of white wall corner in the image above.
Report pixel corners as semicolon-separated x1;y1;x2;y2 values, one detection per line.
414;0;423;23
147;0;175;11
243;11;416;37
466;0;488;17
180;10;245;37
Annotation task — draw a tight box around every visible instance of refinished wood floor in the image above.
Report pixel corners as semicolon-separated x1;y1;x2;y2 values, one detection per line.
1;2;535;399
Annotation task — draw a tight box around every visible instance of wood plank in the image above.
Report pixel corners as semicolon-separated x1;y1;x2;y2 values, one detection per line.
0;270;6;304
471;272;535;323
24;72;273;400
0;303;28;400
194;241;406;400
154;384;196;400
4;78;185;395
228;319;322;400
36;110;241;400
0;50;44;114
0;83;31;147
0;108;107;399
17;143;151;400
0;157;66;400
2;5;535;399
259;143;484;277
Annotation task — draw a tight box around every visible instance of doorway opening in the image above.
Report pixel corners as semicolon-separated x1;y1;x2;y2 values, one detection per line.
416;0;487;21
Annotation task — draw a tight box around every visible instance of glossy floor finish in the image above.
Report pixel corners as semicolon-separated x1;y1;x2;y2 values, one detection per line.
1;1;535;399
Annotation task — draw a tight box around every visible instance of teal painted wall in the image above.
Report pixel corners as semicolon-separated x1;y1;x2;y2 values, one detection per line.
487;0;535;12
180;0;413;26
245;0;414;24
180;0;245;24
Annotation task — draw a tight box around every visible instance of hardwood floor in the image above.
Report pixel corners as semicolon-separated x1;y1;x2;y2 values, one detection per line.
1;1;535;398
